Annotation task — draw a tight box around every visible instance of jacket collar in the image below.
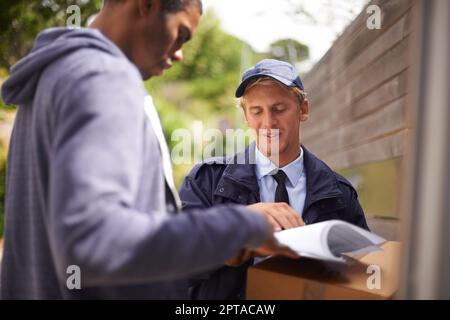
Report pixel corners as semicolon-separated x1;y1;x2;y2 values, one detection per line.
213;143;343;207
213;143;259;202
255;146;305;187
301;146;343;210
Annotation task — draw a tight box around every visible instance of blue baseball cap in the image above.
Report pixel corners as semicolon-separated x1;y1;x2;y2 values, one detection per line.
235;59;304;97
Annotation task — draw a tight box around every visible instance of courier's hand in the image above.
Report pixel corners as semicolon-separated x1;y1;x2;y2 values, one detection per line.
225;203;303;267
224;249;254;267
247;202;303;259
252;233;299;259
247;202;305;231
224;237;299;267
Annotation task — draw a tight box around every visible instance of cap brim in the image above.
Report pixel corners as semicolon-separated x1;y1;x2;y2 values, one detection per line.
235;74;295;97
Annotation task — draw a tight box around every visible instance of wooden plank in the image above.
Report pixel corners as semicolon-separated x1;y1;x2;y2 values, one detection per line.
351;71;408;119
305;0;414;91
307;35;409;123
318;129;408;169
334;12;411;92
310;71;408;140
350;38;409;102
303;71;408;141
305;96;406;158
305;11;409;105
305;0;412;90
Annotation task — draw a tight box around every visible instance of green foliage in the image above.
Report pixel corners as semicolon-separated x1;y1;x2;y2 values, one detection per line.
269;38;309;64
0;0;102;70
148;11;249;111
146;10;262;186
0;98;12;111
145;12;310;187
0;1;101;237
0;4;311;202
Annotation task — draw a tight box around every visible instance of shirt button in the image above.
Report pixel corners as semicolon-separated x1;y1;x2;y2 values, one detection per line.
219;187;225;193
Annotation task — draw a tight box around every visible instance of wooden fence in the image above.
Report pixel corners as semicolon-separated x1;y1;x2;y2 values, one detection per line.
302;0;418;239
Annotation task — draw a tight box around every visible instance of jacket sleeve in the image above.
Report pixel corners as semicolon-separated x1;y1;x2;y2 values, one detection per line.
348;187;370;231
335;174;370;231
48;63;268;288
179;165;239;294
179;168;214;210
179;167;217;284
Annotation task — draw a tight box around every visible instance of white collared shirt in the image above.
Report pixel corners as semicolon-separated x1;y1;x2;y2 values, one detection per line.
254;146;307;216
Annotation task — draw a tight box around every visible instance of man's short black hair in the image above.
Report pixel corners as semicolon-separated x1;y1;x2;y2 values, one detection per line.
161;0;202;14
103;0;203;14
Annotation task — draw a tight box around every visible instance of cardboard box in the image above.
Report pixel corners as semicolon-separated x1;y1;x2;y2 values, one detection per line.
246;241;400;300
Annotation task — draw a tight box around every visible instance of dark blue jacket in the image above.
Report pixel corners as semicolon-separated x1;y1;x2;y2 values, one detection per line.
179;144;369;300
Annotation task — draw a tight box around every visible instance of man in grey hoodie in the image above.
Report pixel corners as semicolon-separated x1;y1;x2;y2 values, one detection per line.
0;0;299;299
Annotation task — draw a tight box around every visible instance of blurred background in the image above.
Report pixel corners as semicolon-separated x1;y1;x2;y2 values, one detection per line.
0;0;368;238
1;0;449;299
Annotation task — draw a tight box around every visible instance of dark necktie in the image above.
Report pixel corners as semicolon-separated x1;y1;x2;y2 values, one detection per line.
272;170;290;205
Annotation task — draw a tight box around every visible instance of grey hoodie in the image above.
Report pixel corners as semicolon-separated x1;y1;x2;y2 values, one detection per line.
0;28;268;299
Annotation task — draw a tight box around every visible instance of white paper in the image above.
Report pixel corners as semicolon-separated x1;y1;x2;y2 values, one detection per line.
274;220;386;263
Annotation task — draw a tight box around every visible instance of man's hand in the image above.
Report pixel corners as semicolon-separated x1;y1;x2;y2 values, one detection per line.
247;202;303;259
224;249;255;267
224;203;303;266
253;232;299;259
247;202;305;231
224;236;299;267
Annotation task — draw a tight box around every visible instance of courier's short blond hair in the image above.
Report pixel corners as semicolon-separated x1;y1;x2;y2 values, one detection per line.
238;77;307;110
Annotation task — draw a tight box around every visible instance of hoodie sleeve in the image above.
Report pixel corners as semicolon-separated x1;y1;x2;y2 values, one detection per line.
48;61;269;288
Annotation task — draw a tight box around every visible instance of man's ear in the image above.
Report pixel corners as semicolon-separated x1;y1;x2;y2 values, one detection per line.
241;106;250;124
137;0;160;18
299;99;309;122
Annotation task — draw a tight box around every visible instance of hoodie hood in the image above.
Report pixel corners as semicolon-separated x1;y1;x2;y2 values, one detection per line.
1;27;127;105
